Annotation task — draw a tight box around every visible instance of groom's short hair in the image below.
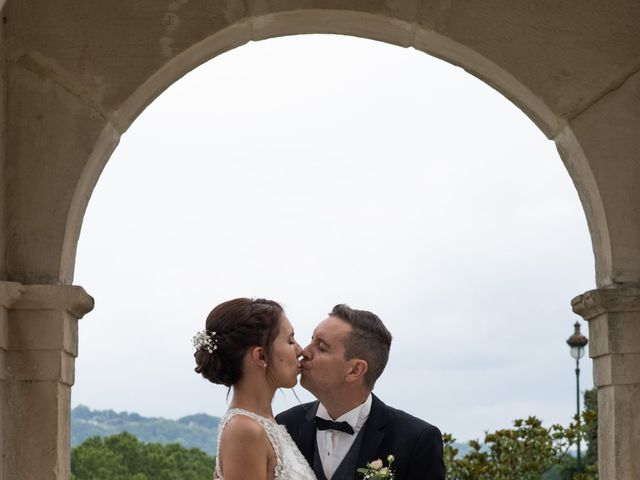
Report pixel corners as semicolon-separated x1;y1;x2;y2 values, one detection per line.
329;304;392;389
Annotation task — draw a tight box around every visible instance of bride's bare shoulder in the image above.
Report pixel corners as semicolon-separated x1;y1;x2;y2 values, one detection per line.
221;415;268;443
218;414;277;479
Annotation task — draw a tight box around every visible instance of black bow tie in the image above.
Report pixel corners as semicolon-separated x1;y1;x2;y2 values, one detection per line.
314;416;355;435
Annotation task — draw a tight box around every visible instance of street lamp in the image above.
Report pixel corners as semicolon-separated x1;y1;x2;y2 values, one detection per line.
566;321;589;470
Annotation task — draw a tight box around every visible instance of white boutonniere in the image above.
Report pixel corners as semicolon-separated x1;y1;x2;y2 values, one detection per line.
357;455;395;479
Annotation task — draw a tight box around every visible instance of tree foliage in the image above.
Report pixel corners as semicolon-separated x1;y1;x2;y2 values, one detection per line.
71;432;215;480
583;388;597;466
72;389;599;479
443;389;598;480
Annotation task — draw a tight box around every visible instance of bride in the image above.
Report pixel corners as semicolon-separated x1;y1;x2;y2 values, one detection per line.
193;298;317;480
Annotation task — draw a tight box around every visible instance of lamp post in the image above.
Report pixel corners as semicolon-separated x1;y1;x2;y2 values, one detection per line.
566;321;588;470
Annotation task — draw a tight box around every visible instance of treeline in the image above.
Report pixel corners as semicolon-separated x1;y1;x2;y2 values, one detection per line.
71;432;215;480
444;389;598;480
71;390;598;479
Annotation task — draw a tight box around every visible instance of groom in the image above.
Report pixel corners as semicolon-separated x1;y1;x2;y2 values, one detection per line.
276;304;445;480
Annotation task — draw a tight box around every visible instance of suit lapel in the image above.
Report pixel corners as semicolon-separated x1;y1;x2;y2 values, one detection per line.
355;394;387;477
299;401;320;468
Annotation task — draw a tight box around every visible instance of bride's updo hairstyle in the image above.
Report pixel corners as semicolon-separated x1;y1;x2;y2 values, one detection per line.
194;298;284;387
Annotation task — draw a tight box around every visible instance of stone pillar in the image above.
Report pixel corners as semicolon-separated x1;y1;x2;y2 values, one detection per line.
0;282;23;480
0;282;93;480
572;286;640;480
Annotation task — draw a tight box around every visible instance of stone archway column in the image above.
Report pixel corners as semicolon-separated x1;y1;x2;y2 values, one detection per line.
572;286;640;480
0;281;94;480
0;281;23;480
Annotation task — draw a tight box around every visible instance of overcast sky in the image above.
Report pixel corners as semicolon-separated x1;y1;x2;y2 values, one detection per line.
72;34;595;442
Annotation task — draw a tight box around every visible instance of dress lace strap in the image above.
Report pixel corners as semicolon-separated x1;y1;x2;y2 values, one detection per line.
215;408;284;479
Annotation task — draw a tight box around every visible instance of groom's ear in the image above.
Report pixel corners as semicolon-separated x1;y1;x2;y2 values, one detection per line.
346;359;368;383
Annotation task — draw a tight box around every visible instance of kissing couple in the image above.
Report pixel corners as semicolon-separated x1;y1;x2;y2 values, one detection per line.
193;298;445;480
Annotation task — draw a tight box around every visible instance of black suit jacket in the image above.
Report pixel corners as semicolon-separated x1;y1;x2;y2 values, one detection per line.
275;394;445;480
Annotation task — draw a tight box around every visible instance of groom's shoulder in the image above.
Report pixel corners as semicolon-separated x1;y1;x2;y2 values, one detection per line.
378;397;442;439
275;401;317;425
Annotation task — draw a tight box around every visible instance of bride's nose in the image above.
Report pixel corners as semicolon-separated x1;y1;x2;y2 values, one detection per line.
301;345;312;360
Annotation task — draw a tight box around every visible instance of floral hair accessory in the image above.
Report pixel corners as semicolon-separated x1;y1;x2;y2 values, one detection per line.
357;454;395;479
192;330;218;354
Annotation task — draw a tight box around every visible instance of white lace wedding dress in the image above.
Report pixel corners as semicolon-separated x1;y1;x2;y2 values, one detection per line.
215;408;317;480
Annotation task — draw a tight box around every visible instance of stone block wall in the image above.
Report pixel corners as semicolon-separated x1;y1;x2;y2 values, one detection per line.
0;9;5;282
0;283;92;479
0;283;22;480
0;305;7;480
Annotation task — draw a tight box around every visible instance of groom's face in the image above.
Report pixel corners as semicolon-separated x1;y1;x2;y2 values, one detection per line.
300;316;352;397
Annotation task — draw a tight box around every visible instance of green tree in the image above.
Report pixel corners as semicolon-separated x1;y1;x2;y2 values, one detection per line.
443;388;599;480
71;432;215;480
583;388;597;467
444;417;572;480
557;388;598;480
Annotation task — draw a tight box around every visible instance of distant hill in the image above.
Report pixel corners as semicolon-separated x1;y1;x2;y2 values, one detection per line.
71;405;220;456
72;405;472;459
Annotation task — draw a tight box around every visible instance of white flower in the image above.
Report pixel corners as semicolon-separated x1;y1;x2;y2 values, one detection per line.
359;454;395;479
192;330;218;352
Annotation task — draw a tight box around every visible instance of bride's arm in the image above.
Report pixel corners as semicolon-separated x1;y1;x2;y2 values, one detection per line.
217;416;272;480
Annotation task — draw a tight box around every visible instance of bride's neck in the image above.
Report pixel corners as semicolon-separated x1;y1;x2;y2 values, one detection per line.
228;375;276;419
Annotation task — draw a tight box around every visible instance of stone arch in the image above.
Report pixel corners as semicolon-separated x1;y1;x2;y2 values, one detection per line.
60;9;593;285
3;2;640;479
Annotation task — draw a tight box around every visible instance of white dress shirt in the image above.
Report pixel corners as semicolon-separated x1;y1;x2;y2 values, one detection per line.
315;394;372;479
